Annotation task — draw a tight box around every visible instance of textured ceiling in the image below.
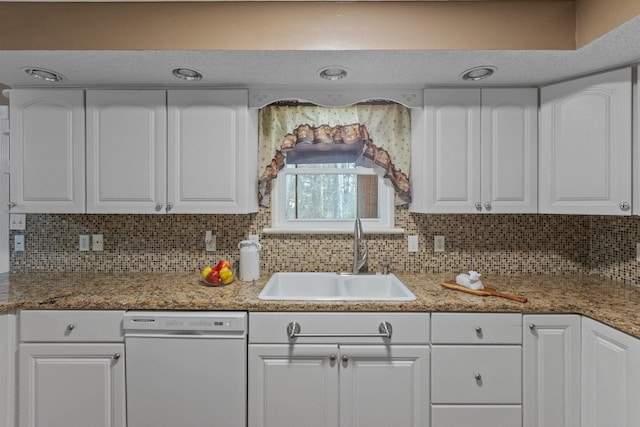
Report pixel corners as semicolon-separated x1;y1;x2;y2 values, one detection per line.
0;12;638;90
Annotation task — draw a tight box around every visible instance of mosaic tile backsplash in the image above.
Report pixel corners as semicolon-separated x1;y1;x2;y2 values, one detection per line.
9;208;640;286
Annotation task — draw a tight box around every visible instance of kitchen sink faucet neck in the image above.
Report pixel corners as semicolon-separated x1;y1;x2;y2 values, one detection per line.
353;217;368;273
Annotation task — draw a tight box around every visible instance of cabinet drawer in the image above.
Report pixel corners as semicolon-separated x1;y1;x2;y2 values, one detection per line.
249;312;429;344
431;313;522;344
432;405;522;427
20;310;125;342
431;345;521;404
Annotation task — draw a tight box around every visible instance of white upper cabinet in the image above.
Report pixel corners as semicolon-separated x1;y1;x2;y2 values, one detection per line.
540;68;632;215
635;68;640;216
481;89;538;213
168;90;258;214
411;88;537;213
87;89;258;214
9;89;85;213
86;90;167;214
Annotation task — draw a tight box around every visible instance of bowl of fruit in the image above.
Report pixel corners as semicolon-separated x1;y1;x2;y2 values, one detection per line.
201;259;234;286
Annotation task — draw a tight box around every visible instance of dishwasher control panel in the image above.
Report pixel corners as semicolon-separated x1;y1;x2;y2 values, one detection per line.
123;311;247;333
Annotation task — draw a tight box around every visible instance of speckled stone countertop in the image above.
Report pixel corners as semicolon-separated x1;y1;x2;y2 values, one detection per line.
1;272;639;338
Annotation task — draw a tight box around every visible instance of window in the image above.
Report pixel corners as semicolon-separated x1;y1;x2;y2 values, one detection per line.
270;161;395;233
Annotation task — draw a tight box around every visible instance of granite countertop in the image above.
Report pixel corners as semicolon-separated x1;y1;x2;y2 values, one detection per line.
1;272;639;338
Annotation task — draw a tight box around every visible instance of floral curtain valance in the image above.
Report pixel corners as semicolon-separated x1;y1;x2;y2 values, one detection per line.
257;103;412;207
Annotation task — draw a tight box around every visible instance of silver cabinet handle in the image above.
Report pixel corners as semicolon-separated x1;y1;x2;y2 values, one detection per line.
287;321;393;339
619;202;630;211
166;202;173;212
475;327;482;335
484;202;491;210
475;373;482;381
342;355;349;363
7;202;15;209
66;323;76;331
329;354;336;362
474;202;482;211
529;323;536;330
113;353;121;360
155;203;163;212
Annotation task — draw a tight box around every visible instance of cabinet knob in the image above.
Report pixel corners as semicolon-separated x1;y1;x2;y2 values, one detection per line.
474;202;482;211
529;323;536;330
66;323;75;331
619;202;630;211
166;202;174;212
7;202;15;209
113;353;121;360
155;203;163;212
329;354;336;362
484;202;492;210
475;373;482;381
475;326;482;335
342;355;349;363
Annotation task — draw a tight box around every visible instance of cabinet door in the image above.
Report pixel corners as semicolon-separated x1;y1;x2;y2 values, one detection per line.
339;345;429;427
412;88;481;213
481;89;538;213
86;90;166;213
9;89;85;213
167;90;258;213
582;317;640;427
0;312;16;427
19;343;126;427
540;68;632;215
523;314;581;427
248;344;339;427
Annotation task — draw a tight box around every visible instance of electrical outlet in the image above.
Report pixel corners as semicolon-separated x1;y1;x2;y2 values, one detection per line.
249;234;260;244
434;235;445;253
9;214;26;230
92;234;103;251
205;231;216;252
408;235;419;252
14;235;24;252
79;235;90;251
637;243;640;262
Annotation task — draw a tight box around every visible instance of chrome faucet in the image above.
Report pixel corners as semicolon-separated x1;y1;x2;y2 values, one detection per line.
353;217;368;273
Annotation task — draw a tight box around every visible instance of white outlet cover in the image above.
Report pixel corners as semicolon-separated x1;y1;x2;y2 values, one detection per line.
434;235;445;252
408;235;419;252
637;243;640;262
92;234;103;251
79;235;90;252
14;235;24;252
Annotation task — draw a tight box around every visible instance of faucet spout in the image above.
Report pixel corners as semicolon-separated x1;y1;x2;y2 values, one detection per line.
353;217;368;273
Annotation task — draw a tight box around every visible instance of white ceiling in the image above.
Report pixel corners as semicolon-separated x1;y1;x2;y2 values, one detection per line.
0;14;639;90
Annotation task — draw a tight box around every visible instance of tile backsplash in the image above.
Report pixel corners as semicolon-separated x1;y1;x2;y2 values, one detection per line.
9;208;640;286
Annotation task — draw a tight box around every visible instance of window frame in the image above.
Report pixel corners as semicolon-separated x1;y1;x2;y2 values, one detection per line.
267;165;398;234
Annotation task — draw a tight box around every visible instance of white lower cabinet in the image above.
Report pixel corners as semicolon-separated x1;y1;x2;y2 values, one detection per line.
0;312;17;427
523;314;581;427
248;312;430;427
18;310;126;427
431;313;522;427
582;317;640;427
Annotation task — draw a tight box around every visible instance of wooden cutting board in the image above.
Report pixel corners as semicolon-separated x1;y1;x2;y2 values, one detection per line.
441;280;528;303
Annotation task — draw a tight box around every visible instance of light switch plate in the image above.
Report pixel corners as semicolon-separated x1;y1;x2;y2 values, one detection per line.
249;234;260;244
9;214;26;230
205;231;216;252
434;235;445;252
14;235;24;252
92;234;103;251
636;243;640;262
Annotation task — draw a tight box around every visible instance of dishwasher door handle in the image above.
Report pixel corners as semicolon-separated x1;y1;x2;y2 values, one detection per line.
286;321;392;339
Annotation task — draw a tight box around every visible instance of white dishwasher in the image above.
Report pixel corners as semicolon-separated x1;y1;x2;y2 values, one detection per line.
123;311;247;427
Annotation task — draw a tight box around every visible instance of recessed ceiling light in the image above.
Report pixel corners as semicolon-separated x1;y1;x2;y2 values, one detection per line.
22;67;64;82
172;67;203;81
319;66;348;81
461;66;497;81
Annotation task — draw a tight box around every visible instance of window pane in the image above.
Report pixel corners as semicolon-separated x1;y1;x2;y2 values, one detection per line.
285;174;378;220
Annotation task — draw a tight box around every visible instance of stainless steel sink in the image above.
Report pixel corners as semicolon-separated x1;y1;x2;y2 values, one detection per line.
258;272;416;301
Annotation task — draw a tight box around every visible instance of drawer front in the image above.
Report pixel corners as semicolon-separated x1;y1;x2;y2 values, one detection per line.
431;345;521;404
249;312;430;344
20;310;126;342
431;313;522;344
432;405;522;427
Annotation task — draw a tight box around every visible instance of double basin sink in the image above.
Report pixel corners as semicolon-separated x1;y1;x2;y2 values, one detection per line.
259;272;416;301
